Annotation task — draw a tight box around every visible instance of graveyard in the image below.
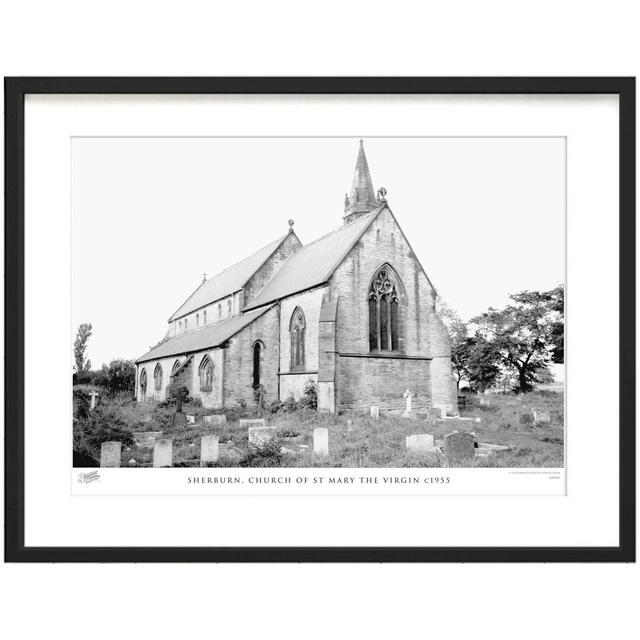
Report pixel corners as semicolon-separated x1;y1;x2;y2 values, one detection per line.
73;386;564;468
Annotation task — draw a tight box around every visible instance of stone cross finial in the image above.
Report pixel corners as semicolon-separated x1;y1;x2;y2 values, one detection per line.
288;219;295;229
377;186;387;203
202;273;207;282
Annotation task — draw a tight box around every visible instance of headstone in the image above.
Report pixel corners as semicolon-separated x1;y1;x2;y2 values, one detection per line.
200;435;219;466
532;409;551;424
132;431;163;448
314;427;329;456
153;438;173;467
434;404;449;418
186;414;196;425
347;419;353;432
100;441;121;467
172;412;187;428
402;389;414;418
89;391;99;410
128;458;137;466
248;426;277;450
370;406;380;419
443;432;476;466
405;434;435;453
203;414;227;426
239;418;267;429
427;406;443;420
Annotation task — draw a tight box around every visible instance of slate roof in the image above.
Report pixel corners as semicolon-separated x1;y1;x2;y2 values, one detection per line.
243;208;381;311
136;306;272;363
168;233;291;321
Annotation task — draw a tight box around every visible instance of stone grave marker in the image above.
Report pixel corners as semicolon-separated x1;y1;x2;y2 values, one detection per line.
443;431;476;466
203;414;227;426
532;409;551;424
402;389;414;418
100;441;121;468
239;418;266;429
153;438;173;467
133;431;163;448
427;406;443;420
186;414;196;425
314;427;329;456
89;391;99;411
248;426;277;450
370;406;380;419
405;434;435;453
200;435;219;466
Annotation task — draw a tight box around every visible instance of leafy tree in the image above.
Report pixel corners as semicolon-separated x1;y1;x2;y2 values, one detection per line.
95;359;136;395
463;336;503;392
471;285;564;393
73;323;93;374
437;299;470;390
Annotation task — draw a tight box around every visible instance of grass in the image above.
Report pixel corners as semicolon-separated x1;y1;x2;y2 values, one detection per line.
74;389;564;468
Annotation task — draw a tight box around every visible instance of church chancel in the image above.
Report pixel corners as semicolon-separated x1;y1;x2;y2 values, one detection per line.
135;141;457;414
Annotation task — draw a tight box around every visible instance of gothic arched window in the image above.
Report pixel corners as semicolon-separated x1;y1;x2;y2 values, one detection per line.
153;363;163;390
171;359;181;375
252;341;263;389
203;309;207;324
218;304;222;318
196;313;200;327
199;355;214;391
369;265;401;352
289;307;306;371
227;299;232;315
139;368;147;400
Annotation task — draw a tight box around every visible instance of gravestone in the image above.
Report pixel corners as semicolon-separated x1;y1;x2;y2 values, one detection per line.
186;414;196;425
248;426;277;450
443;432;476;466
532;409;551;424
172;412;187;428
153;438;173;467
89;391;99;411
100;441;121;468
427;407;443;420
203;414;227;426
434;404;449;418
200;435;219;466
370;406;380;419
239;418;266;429
402;389;414;419
314;427;329;456
347;419;353;432
405;434;435;453
132;431;163;448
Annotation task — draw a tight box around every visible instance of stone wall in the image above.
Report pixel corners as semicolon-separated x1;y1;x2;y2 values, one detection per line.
336;354;432;411
280;373;318;401
222;306;280;407
243;232;302;305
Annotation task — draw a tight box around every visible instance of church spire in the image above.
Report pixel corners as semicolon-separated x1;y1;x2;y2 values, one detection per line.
343;139;379;224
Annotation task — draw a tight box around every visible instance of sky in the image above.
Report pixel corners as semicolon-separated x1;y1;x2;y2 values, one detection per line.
71;136;565;368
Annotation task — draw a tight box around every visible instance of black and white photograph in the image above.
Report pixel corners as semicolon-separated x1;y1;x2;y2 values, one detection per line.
71;136;565;475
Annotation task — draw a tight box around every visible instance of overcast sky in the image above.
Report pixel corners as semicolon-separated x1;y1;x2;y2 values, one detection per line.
72;136;565;367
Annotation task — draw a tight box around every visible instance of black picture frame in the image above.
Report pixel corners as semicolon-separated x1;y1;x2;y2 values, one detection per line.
4;77;635;563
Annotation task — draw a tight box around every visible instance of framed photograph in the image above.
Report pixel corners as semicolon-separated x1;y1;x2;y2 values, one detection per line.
5;77;635;562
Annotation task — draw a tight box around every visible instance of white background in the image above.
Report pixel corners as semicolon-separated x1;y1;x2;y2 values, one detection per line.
1;2;638;640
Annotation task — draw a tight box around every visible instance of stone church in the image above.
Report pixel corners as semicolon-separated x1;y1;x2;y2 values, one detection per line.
135;141;457;414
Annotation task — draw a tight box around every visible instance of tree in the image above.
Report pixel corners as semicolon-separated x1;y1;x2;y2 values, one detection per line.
471;285;564;393
95;359;136;395
73;323;93;374
437;299;470;390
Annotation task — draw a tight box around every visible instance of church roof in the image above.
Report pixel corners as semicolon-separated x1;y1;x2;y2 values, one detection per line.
137;306;273;363
168;232;292;321
244;208;382;311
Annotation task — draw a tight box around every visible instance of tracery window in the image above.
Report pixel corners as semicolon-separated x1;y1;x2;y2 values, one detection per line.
171;359;181;375
289;307;306;371
153;363;163;390
199;355;214;391
368;266;401;352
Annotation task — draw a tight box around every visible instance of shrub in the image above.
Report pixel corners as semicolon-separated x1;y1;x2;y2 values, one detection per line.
239;438;283;467
298;380;318;410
